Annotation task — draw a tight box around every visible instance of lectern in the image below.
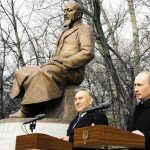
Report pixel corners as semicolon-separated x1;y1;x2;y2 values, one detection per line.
16;133;72;150
74;125;145;149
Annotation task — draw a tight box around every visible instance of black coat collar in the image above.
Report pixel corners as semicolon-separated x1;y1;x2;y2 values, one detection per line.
142;98;150;108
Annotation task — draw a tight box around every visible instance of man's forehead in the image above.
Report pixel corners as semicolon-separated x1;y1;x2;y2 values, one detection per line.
75;90;89;97
134;74;149;84
64;1;78;9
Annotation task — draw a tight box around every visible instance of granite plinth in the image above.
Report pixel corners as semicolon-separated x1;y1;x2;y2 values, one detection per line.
0;118;69;150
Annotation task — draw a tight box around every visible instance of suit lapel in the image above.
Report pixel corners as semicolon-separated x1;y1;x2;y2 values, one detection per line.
75;113;90;128
56;23;81;55
67;115;78;135
68;113;90;135
56;28;68;47
62;26;79;39
131;102;144;128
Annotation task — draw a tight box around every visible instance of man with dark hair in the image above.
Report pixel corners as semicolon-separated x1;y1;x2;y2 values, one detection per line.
10;1;94;117
60;88;108;143
127;71;150;149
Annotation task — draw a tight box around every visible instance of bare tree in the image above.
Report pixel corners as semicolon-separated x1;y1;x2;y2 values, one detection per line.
74;0;149;128
127;0;140;75
0;0;149;126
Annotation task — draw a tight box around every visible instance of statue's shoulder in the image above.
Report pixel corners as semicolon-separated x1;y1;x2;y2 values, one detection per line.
78;23;93;31
79;23;92;28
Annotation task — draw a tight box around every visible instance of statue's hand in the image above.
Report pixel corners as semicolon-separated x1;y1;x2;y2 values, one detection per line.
40;58;57;68
40;62;49;68
52;56;67;64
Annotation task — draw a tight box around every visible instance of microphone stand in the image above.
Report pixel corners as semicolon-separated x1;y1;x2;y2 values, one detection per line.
29;121;36;133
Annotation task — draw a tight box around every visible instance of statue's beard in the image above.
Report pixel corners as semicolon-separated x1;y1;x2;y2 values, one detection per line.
63;19;71;27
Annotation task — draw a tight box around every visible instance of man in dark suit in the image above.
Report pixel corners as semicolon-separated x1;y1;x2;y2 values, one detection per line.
60;87;108;144
127;71;150;149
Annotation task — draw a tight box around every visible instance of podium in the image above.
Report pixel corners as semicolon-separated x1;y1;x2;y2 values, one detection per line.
15;133;72;150
74;125;145;149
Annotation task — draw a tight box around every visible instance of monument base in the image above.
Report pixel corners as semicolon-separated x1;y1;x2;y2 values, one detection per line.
0;118;69;150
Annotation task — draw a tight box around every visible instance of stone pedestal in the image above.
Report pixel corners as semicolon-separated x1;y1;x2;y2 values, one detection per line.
45;85;78;120
4;85;79;149
10;85;78;121
0;118;69;150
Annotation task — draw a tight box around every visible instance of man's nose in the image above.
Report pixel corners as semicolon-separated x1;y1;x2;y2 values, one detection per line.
75;99;80;104
134;85;138;92
64;10;68;15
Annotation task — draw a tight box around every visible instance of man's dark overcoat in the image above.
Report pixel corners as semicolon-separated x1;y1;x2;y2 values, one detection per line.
127;98;150;149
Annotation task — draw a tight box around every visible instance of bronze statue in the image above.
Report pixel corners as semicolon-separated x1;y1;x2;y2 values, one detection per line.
9;1;94;117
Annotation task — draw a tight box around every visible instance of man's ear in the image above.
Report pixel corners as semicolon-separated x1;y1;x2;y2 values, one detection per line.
90;97;93;105
78;11;83;18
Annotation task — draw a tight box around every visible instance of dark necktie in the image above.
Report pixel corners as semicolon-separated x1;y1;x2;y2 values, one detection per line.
136;101;143;108
72;115;81;129
134;101;143;115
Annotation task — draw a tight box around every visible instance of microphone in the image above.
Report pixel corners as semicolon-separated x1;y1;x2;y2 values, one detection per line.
84;101;111;113
23;114;46;124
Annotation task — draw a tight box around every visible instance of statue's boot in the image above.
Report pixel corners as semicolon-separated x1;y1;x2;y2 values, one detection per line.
9;103;46;118
9;107;29;118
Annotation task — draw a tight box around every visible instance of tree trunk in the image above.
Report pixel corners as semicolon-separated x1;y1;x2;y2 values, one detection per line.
11;0;25;67
127;0;140;75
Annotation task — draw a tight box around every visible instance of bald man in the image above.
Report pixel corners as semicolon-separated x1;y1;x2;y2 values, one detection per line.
127;71;150;149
